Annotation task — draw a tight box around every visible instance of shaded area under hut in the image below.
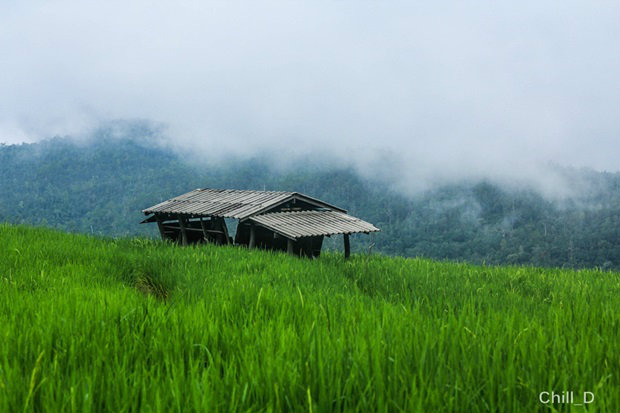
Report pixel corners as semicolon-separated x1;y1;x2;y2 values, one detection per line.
141;188;379;258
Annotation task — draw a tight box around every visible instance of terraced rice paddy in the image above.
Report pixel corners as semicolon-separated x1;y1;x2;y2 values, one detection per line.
0;224;618;412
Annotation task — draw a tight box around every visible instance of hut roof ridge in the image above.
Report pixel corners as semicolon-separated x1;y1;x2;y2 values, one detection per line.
142;187;345;219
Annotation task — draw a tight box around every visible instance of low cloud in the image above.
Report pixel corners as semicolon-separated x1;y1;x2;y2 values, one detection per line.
1;0;618;195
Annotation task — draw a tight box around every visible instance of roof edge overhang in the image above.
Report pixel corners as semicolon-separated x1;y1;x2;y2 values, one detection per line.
140;212;229;223
246;210;380;240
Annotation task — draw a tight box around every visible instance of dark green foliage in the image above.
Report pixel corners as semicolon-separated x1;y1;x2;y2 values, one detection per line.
0;224;618;412
1;132;618;270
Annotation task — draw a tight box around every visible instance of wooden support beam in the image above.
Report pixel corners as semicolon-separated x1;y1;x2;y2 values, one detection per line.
344;234;350;259
287;238;294;255
155;217;166;240
220;218;231;245
200;218;210;243
178;215;188;246
248;224;256;248
164;224;223;234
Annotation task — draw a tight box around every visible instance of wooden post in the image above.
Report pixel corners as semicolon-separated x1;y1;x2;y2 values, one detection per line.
178;215;188;246
248;224;256;248
344;234;350;259
199;218;210;243
287;238;294;255
155;216;166;241
220;218;231;245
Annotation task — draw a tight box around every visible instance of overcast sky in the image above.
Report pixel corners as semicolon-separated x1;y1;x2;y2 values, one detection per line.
1;1;618;191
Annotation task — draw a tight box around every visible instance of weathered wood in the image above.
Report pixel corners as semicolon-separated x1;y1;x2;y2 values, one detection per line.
177;215;188;246
204;229;225;234
249;224;256;248
220;218;231;244
200;218;211;243
163;225;218;233
142;189;346;220
155;217;166;240
141;189;379;257
247;210;379;239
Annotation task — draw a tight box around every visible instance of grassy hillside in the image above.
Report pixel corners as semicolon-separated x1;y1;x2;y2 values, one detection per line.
1;224;618;412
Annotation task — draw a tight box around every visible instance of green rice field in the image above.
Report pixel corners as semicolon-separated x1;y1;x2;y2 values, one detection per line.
0;223;618;412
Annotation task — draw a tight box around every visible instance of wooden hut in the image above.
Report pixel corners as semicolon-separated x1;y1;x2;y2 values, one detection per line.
141;188;379;257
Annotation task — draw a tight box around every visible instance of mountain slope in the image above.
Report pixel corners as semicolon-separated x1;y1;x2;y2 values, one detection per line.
1;134;618;269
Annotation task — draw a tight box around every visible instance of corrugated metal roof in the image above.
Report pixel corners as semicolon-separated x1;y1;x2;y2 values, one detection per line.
142;188;345;219
248;210;380;240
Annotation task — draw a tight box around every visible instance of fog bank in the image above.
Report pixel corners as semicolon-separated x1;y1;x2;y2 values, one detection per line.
1;1;618;194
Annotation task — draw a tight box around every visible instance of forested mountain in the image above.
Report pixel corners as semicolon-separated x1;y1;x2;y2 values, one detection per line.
1;132;618;270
